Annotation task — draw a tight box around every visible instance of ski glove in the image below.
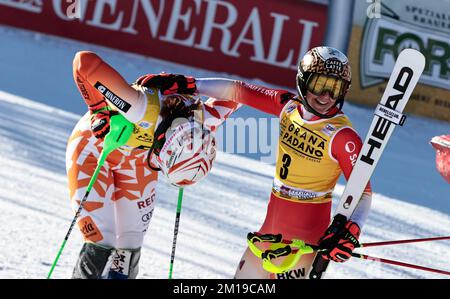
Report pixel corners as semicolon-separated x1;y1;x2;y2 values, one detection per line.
318;214;361;263
90;107;118;139
135;73;197;95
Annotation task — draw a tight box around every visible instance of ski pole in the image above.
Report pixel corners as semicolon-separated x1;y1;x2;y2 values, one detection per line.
169;188;184;279
361;236;450;248
47;114;133;279
351;252;450;276
248;233;450;250
246;232;450;275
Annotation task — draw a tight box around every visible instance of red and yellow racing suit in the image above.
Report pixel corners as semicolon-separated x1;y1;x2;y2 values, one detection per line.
196;78;372;279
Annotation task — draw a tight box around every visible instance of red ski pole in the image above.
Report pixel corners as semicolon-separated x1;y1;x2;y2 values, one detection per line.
360;236;450;248
351;253;450;276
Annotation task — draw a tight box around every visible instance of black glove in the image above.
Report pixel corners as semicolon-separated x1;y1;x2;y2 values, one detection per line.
318;214;361;263
90;108;119;139
136;73;197;95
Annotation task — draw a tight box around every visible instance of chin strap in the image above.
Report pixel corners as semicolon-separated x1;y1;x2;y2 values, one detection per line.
146;109;187;171
146;98;202;172
300;94;344;119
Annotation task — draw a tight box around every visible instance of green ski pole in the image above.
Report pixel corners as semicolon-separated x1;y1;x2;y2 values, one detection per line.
47;113;134;279
169;187;184;279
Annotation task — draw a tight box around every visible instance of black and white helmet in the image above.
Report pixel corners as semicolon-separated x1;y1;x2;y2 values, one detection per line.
296;46;352;118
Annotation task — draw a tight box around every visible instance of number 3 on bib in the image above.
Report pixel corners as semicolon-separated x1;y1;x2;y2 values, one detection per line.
279;154;292;179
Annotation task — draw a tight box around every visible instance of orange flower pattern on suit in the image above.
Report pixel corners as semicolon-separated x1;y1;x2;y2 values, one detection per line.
66;123;158;246
68;128;156;203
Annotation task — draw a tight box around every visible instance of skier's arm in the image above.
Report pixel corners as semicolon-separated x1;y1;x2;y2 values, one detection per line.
202;98;242;132
196;78;294;117
331;127;373;228
73;51;147;123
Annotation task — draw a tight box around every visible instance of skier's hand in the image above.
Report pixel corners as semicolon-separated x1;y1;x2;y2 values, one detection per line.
90;108;119;139
136;73;197;95
318;215;360;263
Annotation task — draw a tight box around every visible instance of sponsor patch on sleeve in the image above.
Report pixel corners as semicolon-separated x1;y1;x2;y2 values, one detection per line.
95;82;131;112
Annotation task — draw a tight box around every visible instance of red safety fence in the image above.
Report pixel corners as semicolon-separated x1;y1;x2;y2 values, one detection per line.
0;0;328;88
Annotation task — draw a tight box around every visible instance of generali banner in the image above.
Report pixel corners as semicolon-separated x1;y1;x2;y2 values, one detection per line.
348;0;450;122
0;0;328;88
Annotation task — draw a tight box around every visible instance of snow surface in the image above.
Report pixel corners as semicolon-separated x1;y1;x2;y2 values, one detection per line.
0;25;449;279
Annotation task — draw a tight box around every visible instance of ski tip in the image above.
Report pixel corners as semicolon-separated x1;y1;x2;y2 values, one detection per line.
397;48;425;71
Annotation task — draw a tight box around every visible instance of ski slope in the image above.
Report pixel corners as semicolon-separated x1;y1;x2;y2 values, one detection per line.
0;25;450;279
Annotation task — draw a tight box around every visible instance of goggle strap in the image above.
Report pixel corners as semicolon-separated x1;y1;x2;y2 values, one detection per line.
246;232;316;273
146;150;161;171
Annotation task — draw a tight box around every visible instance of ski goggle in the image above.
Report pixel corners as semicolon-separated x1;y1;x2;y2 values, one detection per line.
306;73;348;99
247;232;315;273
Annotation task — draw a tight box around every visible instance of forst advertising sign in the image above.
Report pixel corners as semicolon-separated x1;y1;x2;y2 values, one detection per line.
348;0;450;122
362;18;449;91
0;0;327;88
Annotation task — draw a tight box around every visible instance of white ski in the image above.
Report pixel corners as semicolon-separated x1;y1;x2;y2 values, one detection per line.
309;48;426;279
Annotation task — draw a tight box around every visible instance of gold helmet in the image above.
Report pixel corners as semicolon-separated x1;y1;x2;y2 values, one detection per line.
296;46;351;118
